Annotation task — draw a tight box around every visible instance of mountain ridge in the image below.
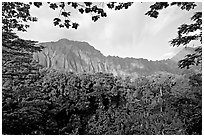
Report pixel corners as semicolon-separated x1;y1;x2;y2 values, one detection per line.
33;38;195;79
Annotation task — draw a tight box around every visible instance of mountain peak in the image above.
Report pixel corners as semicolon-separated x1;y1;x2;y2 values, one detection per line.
58;38;70;42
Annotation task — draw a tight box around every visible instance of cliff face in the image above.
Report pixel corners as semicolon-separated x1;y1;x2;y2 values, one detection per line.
34;39;106;73
33;39;194;78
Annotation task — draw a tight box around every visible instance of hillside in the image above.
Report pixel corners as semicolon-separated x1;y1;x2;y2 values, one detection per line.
171;47;196;62
33;39;195;78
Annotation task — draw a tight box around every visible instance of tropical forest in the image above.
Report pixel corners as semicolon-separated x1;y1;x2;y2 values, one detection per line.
2;2;202;135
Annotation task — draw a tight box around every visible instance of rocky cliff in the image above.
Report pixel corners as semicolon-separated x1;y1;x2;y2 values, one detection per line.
33;39;194;78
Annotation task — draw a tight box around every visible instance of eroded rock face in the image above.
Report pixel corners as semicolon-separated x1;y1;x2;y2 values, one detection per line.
33;39;194;79
34;39;107;73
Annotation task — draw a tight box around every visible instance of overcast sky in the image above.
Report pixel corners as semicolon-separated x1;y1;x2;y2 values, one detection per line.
16;2;202;61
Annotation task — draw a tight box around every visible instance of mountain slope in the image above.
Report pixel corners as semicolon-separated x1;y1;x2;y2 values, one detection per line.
171;47;195;62
33;39;192;78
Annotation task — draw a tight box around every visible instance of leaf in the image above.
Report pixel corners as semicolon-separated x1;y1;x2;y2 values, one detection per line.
72;23;79;29
85;8;91;13
92;16;100;22
79;8;84;14
107;2;115;9
84;2;92;7
101;12;107;17
71;3;78;9
145;10;159;18
49;3;58;10
61;12;70;17
59;24;64;28
59;2;65;9
33;2;42;8
53;18;61;26
191;12;202;22
64;20;71;28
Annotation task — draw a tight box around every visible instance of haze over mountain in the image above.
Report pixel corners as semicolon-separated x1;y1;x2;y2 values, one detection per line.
33;39;196;79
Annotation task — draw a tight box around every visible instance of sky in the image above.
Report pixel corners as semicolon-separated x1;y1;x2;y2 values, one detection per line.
16;2;202;61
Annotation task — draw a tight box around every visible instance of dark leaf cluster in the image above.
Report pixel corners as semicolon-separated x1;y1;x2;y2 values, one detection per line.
170;2;197;11
109;2;134;10
145;2;169;18
178;46;202;69
45;2;132;28
2;2;38;32
145;2;197;18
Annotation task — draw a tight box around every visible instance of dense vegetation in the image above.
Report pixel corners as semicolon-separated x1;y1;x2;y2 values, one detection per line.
2;2;202;135
2;69;202;135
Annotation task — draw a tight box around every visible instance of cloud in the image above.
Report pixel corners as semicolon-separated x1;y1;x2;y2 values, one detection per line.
14;2;201;61
161;46;183;59
144;6;183;36
161;52;176;59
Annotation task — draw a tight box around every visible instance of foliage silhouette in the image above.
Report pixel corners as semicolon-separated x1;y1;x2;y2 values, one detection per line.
146;2;202;69
2;2;133;31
